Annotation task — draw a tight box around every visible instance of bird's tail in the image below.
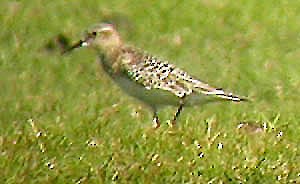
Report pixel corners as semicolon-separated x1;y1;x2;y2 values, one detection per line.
200;88;248;102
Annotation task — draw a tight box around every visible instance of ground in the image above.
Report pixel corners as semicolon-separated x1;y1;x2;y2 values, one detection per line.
1;1;300;183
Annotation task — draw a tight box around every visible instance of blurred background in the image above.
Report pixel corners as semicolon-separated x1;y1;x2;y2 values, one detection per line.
1;1;300;183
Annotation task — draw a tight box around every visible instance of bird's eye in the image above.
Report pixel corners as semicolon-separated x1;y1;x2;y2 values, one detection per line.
92;31;97;36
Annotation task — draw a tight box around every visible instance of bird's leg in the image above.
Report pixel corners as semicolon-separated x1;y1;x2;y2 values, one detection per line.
152;109;160;129
170;100;185;127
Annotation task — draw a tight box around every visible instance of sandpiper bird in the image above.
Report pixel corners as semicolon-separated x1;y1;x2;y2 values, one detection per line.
64;23;247;128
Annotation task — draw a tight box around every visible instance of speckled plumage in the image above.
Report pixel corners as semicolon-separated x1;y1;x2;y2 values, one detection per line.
65;23;247;128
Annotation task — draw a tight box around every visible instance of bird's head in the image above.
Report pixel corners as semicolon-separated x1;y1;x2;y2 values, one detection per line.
64;23;122;54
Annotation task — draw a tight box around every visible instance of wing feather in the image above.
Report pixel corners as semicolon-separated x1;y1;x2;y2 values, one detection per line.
120;49;246;102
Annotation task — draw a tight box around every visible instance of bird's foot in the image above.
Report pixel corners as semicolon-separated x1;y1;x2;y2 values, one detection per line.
152;116;160;129
168;119;177;128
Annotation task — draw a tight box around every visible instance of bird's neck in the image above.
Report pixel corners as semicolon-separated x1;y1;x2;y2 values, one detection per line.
98;44;124;74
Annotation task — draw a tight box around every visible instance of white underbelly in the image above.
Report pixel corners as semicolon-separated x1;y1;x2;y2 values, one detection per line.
111;75;214;107
113;75;181;106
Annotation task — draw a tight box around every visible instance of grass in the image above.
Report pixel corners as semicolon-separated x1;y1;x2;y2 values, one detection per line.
1;0;300;183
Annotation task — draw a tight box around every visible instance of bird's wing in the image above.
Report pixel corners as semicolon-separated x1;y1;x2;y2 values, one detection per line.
121;52;245;101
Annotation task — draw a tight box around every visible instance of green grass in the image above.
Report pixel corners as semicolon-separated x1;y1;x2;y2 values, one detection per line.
1;0;300;183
